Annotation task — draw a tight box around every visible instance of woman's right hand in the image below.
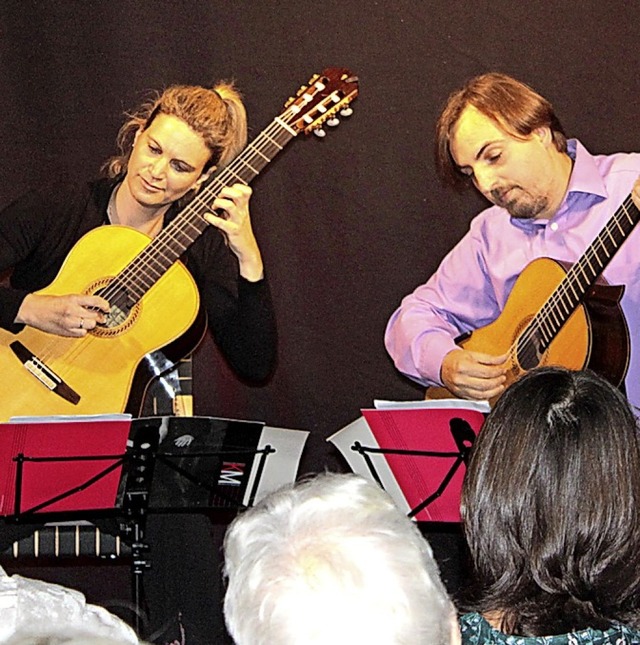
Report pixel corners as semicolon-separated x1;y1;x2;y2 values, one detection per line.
16;292;110;337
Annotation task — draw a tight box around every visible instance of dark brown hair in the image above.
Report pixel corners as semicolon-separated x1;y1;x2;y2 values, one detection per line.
435;72;567;186
461;366;640;636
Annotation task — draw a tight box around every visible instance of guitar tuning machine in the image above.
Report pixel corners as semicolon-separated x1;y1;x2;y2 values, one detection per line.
326;117;340;127
313;127;327;138
339;106;353;117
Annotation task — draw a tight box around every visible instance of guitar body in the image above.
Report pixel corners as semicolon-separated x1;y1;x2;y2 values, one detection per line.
0;225;200;422
127;307;206;417
426;257;630;402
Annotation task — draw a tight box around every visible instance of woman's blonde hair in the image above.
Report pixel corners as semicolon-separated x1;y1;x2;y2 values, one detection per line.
104;81;247;178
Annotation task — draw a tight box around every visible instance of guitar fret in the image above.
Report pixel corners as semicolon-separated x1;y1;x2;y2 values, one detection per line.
549;307;562;329
582;253;597;276
261;131;285;150
592;239;612;263
621;202;635;225
180;218;203;236
224;165;250;184
603;226;617;247
251;146;271;162
274;116;298;136
572;264;588;289
613;218;625;235
538;325;551;346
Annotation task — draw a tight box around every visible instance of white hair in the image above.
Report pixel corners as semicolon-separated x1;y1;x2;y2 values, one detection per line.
223;472;458;645
0;566;140;645
5;634;144;645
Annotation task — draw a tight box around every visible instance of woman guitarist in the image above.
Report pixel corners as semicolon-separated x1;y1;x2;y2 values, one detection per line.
0;81;278;641
0;81;277;392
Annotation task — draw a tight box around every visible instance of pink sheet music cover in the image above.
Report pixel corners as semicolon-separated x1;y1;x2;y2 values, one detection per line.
0;419;131;516
360;406;486;522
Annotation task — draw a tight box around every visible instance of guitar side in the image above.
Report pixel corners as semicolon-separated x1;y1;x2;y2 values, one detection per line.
0;226;200;422
426;257;629;402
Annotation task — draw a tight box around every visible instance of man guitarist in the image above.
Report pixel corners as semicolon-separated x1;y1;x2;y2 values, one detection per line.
385;72;640;408
0;81;276;385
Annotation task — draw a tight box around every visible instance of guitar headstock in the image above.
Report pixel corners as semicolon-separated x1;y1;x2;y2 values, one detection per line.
283;67;359;137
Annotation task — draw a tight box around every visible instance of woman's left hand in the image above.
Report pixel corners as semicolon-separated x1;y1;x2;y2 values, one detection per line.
204;184;264;281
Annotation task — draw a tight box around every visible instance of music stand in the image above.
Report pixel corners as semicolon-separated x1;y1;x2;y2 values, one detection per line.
351;417;475;519
0;415;309;637
327;404;486;522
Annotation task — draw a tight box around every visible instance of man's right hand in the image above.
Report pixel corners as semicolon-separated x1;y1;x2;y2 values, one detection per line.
440;348;508;401
15;293;110;337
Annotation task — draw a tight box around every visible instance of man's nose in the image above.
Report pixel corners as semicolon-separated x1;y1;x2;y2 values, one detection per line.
472;166;495;196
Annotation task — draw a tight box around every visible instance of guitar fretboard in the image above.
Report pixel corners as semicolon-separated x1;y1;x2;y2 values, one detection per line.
105;118;296;311
516;195;640;367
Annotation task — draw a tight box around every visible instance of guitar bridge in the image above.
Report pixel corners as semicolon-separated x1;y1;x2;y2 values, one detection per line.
10;341;81;405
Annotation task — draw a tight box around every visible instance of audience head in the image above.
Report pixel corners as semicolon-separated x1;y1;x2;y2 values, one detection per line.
435;72;567;187
223;472;459;645
461;366;640;636
0;564;140;645
5;635;144;645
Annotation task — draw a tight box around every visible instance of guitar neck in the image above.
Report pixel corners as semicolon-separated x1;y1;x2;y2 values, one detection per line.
114;119;297;303
525;194;640;353
99;67;358;313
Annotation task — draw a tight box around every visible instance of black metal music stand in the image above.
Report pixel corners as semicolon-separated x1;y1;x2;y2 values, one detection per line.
1;415;284;637
341;416;477;521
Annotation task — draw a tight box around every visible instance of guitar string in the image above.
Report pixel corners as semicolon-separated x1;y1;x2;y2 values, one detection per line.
98;117;295;305
90;82;343;307
529;196;636;344
102;79;349;304
509;196;636;368
507;195;639;371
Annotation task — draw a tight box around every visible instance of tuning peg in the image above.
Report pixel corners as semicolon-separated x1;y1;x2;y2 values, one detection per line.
339;106;353;117
313;128;327;138
327;117;340;127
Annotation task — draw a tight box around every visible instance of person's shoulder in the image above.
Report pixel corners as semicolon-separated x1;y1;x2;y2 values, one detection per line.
580;141;640;176
466;203;512;242
459;612;492;643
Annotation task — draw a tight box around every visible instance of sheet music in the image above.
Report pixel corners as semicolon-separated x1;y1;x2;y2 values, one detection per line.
326;417;412;516
9;413;132;424
244;426;310;506
0;417;132;516
374;398;491;413
327;403;487;522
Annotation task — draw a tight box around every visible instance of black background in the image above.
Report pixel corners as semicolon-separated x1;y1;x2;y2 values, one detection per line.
2;0;640;638
3;1;640;473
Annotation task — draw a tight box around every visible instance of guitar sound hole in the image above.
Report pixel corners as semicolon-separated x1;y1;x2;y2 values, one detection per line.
517;329;545;371
93;285;133;330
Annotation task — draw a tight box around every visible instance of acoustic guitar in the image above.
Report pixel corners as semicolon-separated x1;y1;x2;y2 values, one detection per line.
0;68;359;422
426;194;639;403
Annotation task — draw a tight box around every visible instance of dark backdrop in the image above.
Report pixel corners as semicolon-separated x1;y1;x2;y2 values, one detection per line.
2;0;640;638
2;1;640;472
